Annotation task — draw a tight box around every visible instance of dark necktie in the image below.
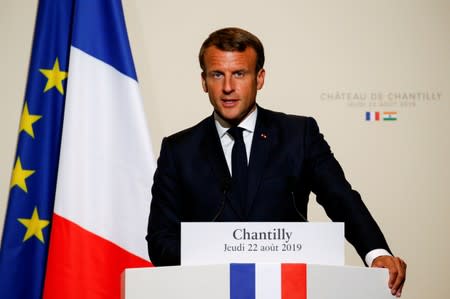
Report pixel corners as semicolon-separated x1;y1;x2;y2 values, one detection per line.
228;127;248;212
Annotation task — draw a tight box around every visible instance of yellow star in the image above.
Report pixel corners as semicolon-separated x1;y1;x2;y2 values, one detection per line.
10;157;35;193
39;57;68;94
17;207;50;243
19;102;42;138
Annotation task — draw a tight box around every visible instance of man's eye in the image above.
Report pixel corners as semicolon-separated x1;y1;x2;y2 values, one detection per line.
234;71;245;78
211;72;223;79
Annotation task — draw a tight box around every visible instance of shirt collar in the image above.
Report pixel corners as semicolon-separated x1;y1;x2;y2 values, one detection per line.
214;106;258;138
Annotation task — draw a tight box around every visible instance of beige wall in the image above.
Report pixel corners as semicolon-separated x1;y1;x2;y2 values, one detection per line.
1;1;449;298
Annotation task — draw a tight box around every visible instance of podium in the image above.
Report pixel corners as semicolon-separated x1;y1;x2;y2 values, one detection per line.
122;263;393;299
125;223;393;298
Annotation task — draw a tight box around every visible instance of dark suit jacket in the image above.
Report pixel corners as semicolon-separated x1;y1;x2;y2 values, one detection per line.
146;106;390;266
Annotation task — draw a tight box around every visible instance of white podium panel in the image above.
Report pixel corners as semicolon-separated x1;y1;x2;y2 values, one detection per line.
122;264;393;299
122;265;229;299
181;222;344;265
308;265;393;299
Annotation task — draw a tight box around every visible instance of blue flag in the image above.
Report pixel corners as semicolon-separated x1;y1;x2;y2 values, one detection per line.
0;0;73;298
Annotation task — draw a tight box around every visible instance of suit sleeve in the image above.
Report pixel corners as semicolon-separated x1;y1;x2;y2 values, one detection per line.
146;137;181;266
304;117;391;262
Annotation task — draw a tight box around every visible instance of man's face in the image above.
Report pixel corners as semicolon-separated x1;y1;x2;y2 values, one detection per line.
201;46;265;126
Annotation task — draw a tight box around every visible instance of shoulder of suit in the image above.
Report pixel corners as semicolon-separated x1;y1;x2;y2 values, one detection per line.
258;106;316;127
163;115;213;144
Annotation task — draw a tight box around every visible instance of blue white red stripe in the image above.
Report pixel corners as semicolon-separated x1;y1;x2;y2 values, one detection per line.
230;264;307;299
365;111;380;121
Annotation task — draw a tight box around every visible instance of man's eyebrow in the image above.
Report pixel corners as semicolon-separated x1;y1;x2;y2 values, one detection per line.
207;70;224;76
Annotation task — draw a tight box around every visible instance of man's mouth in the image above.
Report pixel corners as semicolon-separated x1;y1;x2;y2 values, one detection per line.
221;99;238;107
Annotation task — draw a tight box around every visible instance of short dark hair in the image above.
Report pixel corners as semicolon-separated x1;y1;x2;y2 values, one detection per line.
199;27;265;72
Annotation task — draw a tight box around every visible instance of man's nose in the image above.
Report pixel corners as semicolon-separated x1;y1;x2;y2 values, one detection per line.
223;76;234;94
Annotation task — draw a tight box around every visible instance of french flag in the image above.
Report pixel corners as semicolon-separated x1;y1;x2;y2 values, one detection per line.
42;0;155;298
231;263;306;299
365;111;381;121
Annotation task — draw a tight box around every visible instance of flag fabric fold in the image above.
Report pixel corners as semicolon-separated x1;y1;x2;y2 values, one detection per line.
0;0;155;298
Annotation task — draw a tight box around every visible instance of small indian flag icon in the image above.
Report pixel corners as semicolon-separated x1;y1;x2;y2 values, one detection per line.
383;111;398;121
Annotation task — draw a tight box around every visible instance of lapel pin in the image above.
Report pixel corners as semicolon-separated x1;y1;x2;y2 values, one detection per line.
260;133;267;139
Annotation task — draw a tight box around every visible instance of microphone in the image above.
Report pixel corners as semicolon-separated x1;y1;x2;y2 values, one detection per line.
287;176;308;222
211;178;231;221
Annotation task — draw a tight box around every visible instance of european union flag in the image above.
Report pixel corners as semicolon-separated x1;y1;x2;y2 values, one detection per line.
0;0;73;298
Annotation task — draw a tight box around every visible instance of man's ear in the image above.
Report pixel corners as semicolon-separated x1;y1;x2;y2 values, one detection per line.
256;68;265;90
201;72;208;92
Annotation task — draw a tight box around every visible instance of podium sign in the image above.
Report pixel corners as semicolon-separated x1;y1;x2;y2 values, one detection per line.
181;222;344;266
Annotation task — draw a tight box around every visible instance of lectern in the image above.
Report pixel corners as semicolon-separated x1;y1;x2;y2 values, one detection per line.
123;223;393;298
122;263;393;299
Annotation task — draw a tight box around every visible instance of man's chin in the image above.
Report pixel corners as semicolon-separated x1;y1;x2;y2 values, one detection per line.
214;110;240;126
215;105;255;126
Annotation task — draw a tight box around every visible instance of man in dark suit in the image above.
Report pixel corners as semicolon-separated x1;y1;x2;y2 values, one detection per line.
147;27;406;296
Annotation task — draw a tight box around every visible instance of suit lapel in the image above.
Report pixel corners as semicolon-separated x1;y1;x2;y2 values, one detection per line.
203;116;245;219
246;108;274;214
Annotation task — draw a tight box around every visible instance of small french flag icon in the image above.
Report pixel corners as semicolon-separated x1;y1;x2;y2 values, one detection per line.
365;111;381;121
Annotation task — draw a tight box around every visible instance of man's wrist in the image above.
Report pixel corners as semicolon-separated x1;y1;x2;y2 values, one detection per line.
365;249;391;266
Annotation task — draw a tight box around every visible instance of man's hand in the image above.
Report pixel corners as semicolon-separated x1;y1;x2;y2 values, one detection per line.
371;255;407;297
